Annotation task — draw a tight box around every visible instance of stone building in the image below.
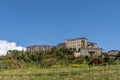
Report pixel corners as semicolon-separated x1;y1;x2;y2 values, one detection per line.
107;50;119;59
26;37;104;57
65;37;99;49
65;37;88;50
27;45;53;52
80;48;103;56
74;48;103;57
108;50;119;56
65;37;103;57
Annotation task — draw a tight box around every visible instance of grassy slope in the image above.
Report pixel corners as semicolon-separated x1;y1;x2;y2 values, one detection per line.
0;65;120;80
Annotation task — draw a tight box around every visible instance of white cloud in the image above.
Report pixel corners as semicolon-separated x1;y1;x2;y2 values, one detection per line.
0;40;26;55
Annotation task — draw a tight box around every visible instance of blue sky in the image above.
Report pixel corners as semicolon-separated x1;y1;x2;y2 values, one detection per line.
0;0;120;51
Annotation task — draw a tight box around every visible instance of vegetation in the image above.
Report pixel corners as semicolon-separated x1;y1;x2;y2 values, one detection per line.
0;48;120;79
0;65;120;80
0;48;120;69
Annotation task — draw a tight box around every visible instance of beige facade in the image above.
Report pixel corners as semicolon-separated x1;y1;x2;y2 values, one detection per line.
74;52;81;57
65;38;88;50
65;38;99;50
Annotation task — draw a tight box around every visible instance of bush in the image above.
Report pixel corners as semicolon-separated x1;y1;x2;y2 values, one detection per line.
73;57;84;64
89;58;103;66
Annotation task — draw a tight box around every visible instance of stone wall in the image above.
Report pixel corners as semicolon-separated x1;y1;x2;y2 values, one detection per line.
27;45;53;52
81;48;103;56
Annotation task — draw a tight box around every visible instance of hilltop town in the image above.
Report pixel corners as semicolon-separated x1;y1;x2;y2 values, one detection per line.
27;37;119;57
0;37;119;70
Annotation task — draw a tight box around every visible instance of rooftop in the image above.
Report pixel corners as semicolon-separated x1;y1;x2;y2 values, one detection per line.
27;45;52;48
65;37;87;41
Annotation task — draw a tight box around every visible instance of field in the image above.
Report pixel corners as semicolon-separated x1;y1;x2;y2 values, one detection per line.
0;65;120;80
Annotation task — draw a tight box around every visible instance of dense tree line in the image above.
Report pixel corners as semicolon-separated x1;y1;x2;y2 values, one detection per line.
0;48;120;69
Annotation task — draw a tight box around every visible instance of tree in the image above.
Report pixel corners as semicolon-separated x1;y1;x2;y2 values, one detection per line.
115;51;120;60
73;56;84;64
103;53;110;63
56;51;64;60
89;58;102;66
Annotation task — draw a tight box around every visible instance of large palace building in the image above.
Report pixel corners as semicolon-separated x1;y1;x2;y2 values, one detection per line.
65;38;88;49
64;37;103;57
27;37;103;57
65;37;98;50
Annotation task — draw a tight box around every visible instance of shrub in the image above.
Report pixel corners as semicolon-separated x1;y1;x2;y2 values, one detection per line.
89;58;103;66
